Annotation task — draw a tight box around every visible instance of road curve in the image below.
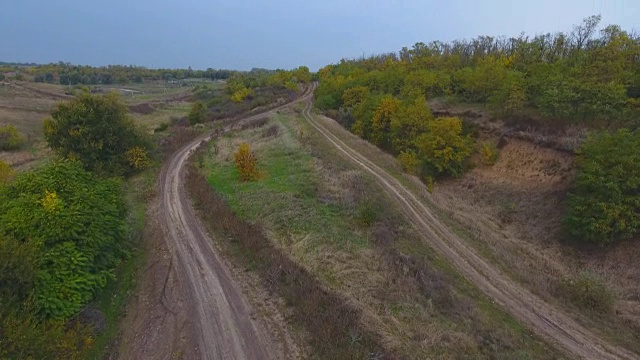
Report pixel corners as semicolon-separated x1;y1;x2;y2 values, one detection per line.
158;89;313;360
300;96;639;360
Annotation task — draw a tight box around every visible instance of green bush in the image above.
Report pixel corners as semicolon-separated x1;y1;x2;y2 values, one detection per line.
188;101;207;125
0;125;25;150
43;93;150;176
0;160;128;319
562;272;615;312
564;129;640;244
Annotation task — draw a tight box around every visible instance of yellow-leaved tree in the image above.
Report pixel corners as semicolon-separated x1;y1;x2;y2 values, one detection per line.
234;143;259;181
414;116;473;178
371;95;400;150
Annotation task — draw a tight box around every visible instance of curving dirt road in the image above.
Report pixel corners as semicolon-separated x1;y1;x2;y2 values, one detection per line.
156;89;313;360
300;96;639;360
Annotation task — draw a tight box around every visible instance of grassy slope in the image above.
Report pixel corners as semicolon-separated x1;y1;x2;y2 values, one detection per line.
200;110;559;359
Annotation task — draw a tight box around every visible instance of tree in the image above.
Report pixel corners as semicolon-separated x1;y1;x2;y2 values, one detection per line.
43;93;150;176
390;97;432;153
370;95;400;150
565;130;640;244
415;117;473;178
188;101;207;125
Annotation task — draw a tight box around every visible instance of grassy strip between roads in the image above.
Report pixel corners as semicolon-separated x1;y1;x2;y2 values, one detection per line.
186;141;390;360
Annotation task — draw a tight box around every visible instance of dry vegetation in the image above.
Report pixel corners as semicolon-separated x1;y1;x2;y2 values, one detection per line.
431;134;640;351
186;108;559;359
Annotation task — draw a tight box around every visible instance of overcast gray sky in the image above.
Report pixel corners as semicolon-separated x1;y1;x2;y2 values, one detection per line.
1;0;638;71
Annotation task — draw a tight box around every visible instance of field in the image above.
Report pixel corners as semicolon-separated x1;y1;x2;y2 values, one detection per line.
0;80;196;169
190;107;561;359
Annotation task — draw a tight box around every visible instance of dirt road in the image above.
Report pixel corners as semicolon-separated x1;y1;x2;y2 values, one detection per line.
300;98;639;360
151;91;313;360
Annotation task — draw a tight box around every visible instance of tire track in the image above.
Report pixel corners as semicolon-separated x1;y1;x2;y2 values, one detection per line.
300;95;639;360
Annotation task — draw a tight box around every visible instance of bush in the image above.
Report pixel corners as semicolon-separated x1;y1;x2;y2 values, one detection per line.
0;125;25;150
154;122;169;133
564;129;640;244
480;142;499;165
188;102;207;125
0;160;128;319
0;161;14;184
562;272;615;312
234;143;259;181
230;87;253;103
43;93;150;176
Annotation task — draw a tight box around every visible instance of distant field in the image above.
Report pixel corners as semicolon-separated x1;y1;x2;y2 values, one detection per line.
0;81;195;169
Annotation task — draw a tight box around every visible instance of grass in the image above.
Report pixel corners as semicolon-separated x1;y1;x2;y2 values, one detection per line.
193;110;560;359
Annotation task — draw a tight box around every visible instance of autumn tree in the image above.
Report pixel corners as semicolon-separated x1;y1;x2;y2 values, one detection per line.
415;117;473;178
390;97;432;153
371;95;400;150
234;143;259;181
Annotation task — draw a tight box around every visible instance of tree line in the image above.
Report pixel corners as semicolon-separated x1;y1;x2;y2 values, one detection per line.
1;62;237;85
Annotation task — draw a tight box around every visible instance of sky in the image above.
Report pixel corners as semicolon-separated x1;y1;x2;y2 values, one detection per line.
1;0;638;71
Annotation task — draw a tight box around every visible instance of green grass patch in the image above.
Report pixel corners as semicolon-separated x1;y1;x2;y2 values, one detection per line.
205;122;369;250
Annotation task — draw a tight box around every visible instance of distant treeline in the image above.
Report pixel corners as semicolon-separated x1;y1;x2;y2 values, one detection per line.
0;62;238;85
316;15;640;128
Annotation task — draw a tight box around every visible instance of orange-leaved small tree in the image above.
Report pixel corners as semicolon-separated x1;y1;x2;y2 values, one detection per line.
234;143;258;181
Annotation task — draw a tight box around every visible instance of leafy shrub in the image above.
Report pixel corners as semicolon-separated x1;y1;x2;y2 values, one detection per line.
562;272;615;312
356;199;379;227
0;125;25;150
125;146;151;170
234;143;258;181
0;160;127;319
564;129;640;244
43;93;150;176
230;87;253;103
188;101;207;125
154;122;169;133
480;142;499;165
